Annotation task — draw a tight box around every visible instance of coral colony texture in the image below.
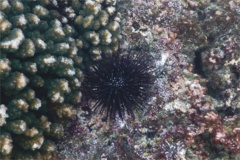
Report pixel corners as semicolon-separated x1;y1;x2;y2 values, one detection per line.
0;0;121;159
1;0;240;160
82;53;156;120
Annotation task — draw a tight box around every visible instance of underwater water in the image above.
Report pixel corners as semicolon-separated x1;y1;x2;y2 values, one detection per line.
1;0;240;159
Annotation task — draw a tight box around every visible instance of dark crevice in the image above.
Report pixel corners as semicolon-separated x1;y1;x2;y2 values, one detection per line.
207;33;216;43
231;66;240;80
193;46;209;77
216;107;239;117
197;10;206;20
132;21;140;30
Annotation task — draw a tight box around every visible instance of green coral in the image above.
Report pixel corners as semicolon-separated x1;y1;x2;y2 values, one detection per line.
0;0;121;159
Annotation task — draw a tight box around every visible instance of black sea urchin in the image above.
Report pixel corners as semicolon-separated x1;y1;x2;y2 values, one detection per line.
82;53;156;120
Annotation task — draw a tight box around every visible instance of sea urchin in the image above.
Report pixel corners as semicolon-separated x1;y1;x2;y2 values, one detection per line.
82;53;156;120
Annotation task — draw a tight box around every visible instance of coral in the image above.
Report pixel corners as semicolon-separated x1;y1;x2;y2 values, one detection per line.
0;0;121;159
45;0;121;60
0;132;13;156
0;105;8;127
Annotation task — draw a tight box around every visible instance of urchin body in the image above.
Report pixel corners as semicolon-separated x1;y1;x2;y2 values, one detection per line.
83;53;156;120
